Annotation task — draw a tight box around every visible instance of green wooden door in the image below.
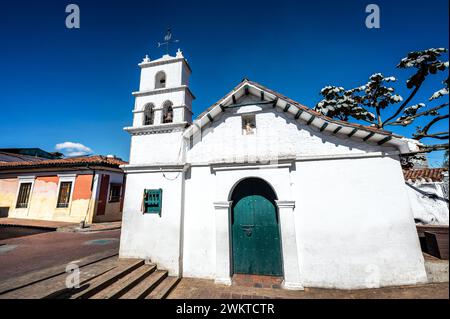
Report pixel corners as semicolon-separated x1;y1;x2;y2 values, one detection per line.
232;194;283;276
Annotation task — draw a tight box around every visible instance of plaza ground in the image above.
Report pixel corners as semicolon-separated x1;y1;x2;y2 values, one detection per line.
0;227;120;281
168;278;449;299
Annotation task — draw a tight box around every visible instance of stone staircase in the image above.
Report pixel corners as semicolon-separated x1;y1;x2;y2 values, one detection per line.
63;259;180;299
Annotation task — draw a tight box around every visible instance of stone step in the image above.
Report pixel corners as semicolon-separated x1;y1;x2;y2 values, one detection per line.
70;259;144;299
0;248;118;295
120;270;168;299
0;257;118;299
146;276;180;299
90;264;156;299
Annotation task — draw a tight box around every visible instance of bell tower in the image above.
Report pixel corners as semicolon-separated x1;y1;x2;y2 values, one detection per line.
120;44;192;277
131;49;194;127
124;48;194;165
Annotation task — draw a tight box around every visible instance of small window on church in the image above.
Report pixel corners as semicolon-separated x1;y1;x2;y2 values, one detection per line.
143;189;162;215
242;115;256;135
155;71;166;89
143;104;155;126
162;101;174;124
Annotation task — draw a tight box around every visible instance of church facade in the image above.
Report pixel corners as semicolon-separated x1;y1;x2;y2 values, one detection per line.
119;51;428;289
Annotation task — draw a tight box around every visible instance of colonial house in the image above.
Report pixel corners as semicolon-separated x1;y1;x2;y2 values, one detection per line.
119;50;428;290
0;152;126;224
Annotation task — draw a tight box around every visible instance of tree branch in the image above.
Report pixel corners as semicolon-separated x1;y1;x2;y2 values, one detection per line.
384;84;422;124
384;102;449;126
414;114;450;140
413;143;449;153
415;132;449;140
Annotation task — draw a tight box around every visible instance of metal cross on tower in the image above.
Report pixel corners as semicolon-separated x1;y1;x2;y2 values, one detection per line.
157;28;180;55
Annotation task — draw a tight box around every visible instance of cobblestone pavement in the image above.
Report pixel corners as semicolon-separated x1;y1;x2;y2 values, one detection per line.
58;221;122;233
0;218;75;229
168;278;449;299
0;229;121;281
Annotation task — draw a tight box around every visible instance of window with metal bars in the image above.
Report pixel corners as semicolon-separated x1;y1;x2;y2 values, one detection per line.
16;183;32;208
143;189;162;215
57;182;72;208
108;184;122;203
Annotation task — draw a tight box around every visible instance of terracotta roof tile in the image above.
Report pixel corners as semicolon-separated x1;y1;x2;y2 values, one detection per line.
0;155;127;170
403;168;448;182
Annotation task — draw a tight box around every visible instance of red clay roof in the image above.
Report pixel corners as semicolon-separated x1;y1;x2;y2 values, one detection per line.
0;155;127;170
403;168;448;182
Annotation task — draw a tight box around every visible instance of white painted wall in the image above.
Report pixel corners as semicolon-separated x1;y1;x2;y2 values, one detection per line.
139;56;190;91
405;182;449;225
182;166;217;279
292;156;427;289
129;130;185;165
187;99;395;165
119;170;185;276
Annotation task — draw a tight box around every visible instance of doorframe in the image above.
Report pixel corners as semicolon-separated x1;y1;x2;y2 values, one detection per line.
275;200;304;290
229;177;284;277
213;173;304;290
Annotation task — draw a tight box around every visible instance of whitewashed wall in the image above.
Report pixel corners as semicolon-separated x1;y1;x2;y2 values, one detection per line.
182;166;217;278
119;170;185;276
129;130;185;165
139;57;189;91
187;100;395;165
292;156;427;288
406;182;449;225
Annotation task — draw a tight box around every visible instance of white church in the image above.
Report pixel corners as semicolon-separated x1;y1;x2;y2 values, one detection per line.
119;49;428;290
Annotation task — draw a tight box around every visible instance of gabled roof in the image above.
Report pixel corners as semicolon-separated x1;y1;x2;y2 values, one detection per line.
0;155;127;171
404;168;448;182
184;79;414;153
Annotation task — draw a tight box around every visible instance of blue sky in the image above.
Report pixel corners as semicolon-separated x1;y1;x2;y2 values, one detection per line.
0;0;448;165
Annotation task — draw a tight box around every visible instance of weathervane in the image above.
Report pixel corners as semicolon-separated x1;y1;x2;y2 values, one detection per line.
157;28;179;55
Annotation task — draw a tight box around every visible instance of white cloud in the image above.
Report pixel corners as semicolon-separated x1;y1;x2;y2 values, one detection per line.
55;142;93;157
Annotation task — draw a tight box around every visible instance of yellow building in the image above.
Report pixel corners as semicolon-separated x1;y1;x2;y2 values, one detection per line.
0;152;126;224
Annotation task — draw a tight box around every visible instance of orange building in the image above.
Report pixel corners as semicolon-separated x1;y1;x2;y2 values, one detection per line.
0;153;126;224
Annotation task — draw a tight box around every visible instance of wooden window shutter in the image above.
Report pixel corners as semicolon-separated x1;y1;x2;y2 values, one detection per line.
143;189;162;215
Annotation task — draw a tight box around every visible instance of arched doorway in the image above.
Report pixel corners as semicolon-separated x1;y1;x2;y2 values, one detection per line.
230;178;283;276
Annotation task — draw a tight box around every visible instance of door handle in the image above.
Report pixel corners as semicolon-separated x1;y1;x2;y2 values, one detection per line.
241;225;255;237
